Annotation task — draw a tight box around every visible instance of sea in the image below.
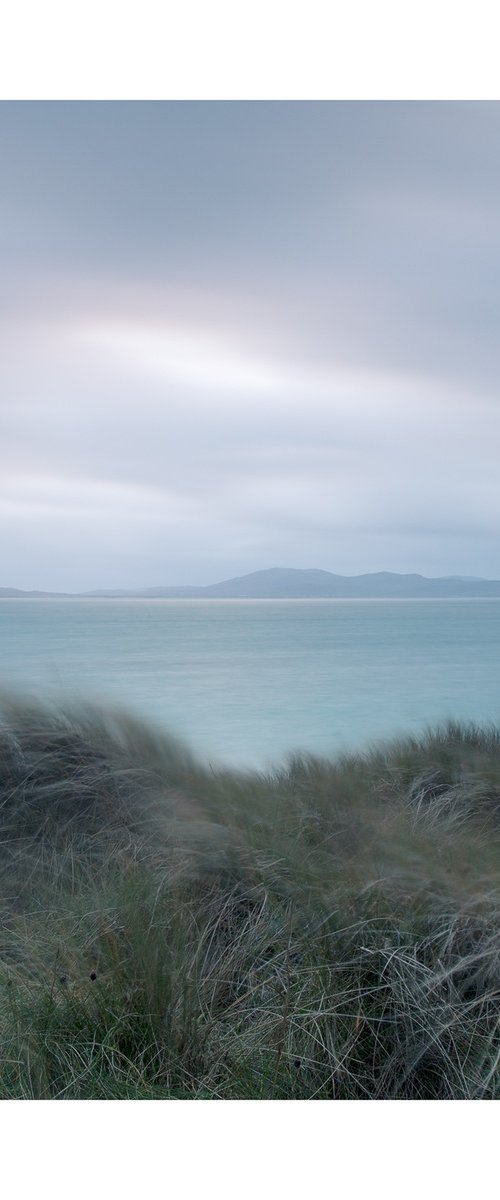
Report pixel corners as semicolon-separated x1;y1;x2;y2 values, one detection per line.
1;598;499;770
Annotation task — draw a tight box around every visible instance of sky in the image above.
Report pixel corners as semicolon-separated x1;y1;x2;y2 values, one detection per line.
2;100;500;590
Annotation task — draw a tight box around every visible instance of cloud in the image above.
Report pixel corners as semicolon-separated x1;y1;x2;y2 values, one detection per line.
75;319;288;397
1;102;500;587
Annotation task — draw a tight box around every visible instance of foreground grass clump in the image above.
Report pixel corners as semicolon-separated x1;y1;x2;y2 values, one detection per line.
1;699;500;1098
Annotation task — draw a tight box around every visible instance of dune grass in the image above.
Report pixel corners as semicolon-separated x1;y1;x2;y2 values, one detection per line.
0;697;500;1099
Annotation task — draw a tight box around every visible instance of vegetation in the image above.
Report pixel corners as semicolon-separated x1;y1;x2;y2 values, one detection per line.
1;696;500;1099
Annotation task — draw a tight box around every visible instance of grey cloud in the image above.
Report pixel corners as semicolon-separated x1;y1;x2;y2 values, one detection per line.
2;102;500;588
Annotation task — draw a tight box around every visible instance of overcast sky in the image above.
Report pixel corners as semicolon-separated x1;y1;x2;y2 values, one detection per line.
1;101;500;589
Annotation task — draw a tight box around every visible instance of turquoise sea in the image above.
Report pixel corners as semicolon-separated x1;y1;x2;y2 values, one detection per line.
1;598;499;768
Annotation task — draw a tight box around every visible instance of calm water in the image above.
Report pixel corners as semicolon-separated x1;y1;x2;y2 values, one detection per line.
1;598;499;768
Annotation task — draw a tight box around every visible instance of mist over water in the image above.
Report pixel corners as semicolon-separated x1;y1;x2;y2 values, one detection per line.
1;598;499;769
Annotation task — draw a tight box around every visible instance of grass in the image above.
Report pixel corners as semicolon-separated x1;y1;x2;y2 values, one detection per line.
0;696;500;1098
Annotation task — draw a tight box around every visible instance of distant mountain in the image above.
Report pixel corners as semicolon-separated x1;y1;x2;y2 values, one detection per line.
0;587;70;598
83;586;204;598
189;568;500;598
3;569;500;599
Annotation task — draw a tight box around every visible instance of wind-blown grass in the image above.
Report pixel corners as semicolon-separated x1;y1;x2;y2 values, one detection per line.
1;696;500;1099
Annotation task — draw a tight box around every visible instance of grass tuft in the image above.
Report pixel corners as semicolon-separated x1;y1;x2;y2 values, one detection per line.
1;698;500;1098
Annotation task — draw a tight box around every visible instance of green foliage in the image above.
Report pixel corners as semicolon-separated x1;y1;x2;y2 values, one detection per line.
1;698;500;1098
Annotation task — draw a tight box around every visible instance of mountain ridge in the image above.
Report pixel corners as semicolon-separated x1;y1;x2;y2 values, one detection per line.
2;567;500;599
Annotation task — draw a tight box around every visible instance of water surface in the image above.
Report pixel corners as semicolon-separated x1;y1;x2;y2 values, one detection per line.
1;598;499;768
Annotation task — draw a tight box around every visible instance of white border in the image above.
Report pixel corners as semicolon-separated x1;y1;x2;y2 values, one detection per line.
1;0;499;99
3;1100;499;1200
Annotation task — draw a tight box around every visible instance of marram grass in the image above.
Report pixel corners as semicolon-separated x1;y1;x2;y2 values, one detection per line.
0;697;500;1099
